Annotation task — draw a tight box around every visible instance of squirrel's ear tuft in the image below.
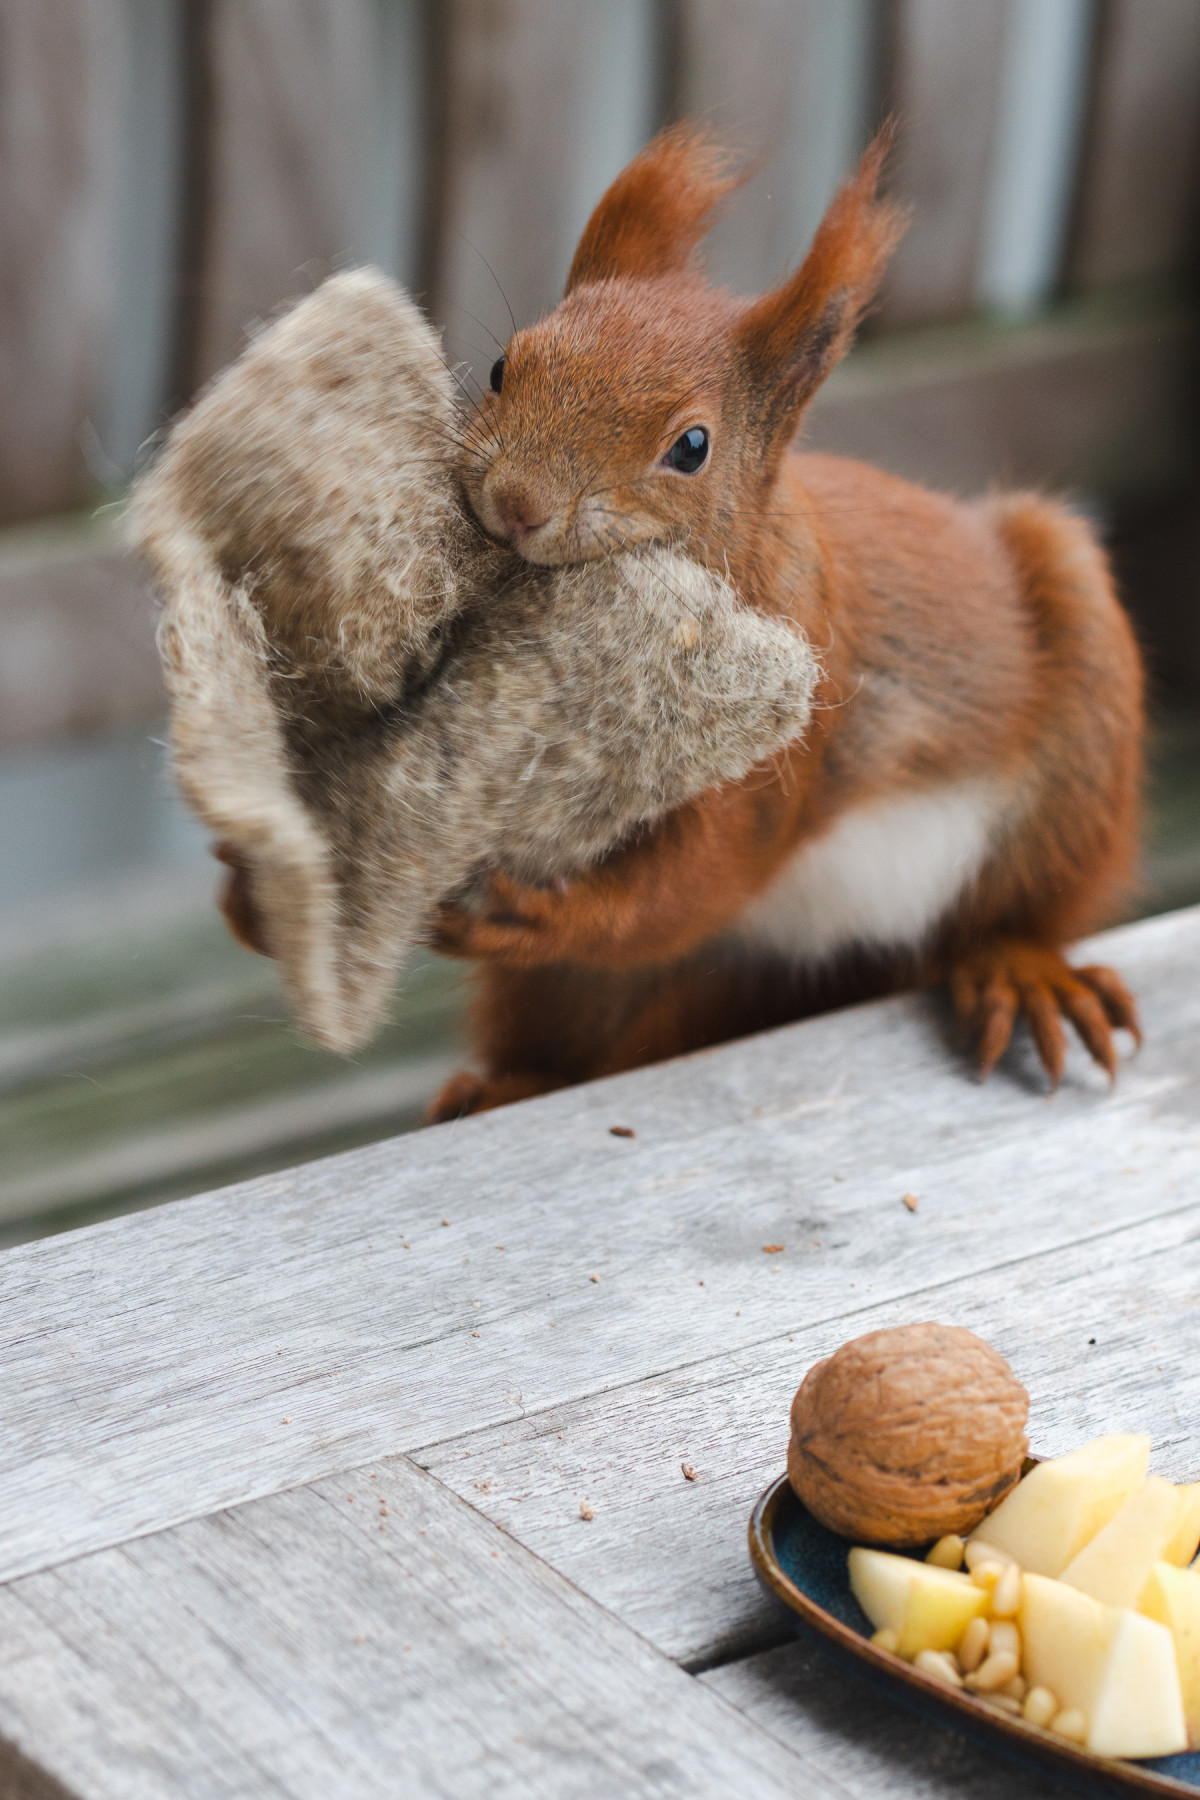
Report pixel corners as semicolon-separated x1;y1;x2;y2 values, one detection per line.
733;126;907;446
565;123;744;294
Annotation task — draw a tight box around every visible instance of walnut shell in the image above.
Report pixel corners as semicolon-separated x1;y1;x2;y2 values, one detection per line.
788;1322;1029;1546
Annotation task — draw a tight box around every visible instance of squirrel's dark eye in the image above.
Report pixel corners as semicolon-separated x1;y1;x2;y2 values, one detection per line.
664;426;709;474
489;355;505;394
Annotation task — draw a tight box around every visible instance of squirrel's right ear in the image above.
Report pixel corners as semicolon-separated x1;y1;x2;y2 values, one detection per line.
565;124;742;293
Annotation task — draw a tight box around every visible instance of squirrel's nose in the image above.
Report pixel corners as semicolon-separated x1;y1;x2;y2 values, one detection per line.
491;482;550;541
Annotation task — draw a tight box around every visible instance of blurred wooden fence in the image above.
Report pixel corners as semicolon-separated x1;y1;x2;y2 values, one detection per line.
2;0;1200;744
2;0;1200;1243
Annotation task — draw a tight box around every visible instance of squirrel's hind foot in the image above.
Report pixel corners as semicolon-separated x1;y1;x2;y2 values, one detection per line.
950;940;1141;1089
426;1068;565;1123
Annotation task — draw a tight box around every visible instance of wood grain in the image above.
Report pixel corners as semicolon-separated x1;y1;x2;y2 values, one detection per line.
0;0;124;522
975;0;1093;315
419;1199;1200;1669
877;0;1009;326
99;0;186;477
1069;0;1200;291
0;1457;821;1800
0;908;1194;1590
0;519;162;747
431;0;660;372
189;0;380;386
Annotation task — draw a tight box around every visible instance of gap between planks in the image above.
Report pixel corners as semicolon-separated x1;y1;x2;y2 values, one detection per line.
415;1198;1200;1672
0;1455;835;1800
0;1196;1181;1798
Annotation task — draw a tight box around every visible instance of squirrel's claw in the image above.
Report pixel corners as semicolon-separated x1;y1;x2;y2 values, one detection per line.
1075;962;1142;1047
951;941;1138;1089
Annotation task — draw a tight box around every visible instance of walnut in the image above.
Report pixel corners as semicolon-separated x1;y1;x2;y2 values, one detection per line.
788;1322;1029;1546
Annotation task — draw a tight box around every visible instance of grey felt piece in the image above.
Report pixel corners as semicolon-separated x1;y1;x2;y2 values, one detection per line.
133;271;817;1050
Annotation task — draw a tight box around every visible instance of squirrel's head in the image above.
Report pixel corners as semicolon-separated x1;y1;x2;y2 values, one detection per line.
460;122;905;577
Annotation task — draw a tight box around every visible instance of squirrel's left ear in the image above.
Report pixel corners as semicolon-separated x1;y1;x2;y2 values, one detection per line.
565;123;743;293
733;127;906;464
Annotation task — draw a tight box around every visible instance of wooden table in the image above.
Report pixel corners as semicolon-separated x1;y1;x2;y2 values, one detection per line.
1;907;1197;1799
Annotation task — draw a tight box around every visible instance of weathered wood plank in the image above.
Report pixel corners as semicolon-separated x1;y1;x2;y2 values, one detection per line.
1069;0;1200;291
100;0;186;477
0;1054;457;1223
702;1637;1069;1800
188;0;381;388
361;0;429;288
877;0;1009;326
418;1200;1200;1669
0;0;124;522
0;1457;821;1800
0;518;162;746
431;0;660;372
0;908;1194;1588
976;0;1093;315
671;0;874;294
0;908;467;1230
0;974;279;1095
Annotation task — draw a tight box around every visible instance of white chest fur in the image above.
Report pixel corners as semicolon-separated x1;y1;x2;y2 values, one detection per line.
733;780;1010;965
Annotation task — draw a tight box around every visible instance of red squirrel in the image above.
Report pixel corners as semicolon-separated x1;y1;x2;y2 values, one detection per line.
420;124;1144;1118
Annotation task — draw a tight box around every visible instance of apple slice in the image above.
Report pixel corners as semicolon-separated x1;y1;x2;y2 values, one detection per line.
967;1434;1150;1577
849;1547;987;1659
1087;1610;1187;1759
1021;1572;1186;1758
1140;1562;1200;1745
1020;1574;1111;1719
1163;1483;1200;1568
1060;1476;1183;1608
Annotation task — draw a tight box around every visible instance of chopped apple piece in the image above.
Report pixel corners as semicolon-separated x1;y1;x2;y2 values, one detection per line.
968;1434;1150;1577
1140;1562;1200;1745
849;1547;987;1660
1077;1610;1185;1759
1020;1572;1186;1758
1060;1476;1183;1608
1164;1483;1200;1568
1020;1575;1110;1711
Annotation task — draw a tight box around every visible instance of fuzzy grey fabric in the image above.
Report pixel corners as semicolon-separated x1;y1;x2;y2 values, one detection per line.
134;271;818;1051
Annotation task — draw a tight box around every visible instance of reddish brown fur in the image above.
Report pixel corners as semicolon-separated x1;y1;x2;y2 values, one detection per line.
424;126;1145;1116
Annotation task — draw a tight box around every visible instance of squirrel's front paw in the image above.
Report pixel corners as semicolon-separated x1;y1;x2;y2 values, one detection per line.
214;843;271;956
427;872;568;964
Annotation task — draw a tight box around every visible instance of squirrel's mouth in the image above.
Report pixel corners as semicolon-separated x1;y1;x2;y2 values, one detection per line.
468;500;577;567
464;498;608;569
463;462;673;568
499;522;672;570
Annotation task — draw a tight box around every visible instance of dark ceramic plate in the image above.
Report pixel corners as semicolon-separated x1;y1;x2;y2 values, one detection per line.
749;1472;1200;1799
